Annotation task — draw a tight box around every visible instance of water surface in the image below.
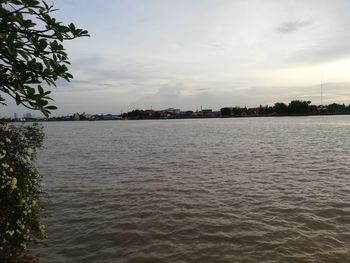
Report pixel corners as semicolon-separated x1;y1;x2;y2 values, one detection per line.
35;116;350;262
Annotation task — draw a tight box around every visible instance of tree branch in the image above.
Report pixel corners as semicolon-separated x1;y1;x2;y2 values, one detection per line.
0;6;27;18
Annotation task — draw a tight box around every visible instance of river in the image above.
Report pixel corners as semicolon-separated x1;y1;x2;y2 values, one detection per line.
34;116;350;262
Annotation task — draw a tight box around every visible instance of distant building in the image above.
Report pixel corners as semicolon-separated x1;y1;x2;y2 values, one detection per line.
103;114;119;120
165;108;181;114
144;109;167;118
144;109;155;116
180;110;195;118
202;109;212;115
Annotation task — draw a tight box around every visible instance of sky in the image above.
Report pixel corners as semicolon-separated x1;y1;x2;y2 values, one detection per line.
3;0;350;117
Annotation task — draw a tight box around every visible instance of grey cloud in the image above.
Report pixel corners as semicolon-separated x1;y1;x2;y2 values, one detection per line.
196;88;210;91
289;43;350;65
277;21;311;34
130;84;232;110
131;82;350;111
243;82;350;105
69;55;158;83
3;81;350;117
209;43;224;50
54;79;115;93
52;54;161;93
70;56;104;67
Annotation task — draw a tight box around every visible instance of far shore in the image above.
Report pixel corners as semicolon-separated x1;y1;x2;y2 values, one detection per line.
3;111;350;123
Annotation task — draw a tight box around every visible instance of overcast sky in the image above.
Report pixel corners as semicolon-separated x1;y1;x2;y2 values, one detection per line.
3;0;350;117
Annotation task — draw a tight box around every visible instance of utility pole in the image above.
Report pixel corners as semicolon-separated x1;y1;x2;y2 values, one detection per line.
321;72;323;105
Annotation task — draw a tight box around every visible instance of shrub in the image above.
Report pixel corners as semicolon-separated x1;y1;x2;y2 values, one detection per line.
0;122;45;263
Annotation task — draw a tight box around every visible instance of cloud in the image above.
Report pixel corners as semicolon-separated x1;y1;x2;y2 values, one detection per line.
3;0;350;117
289;44;350;65
277;21;311;34
52;54;168;94
70;56;152;83
131;82;350;111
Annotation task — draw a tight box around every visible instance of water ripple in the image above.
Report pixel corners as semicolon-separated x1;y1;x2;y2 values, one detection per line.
34;117;350;262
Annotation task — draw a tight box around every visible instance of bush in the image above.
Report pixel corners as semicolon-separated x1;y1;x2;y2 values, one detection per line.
0;122;45;263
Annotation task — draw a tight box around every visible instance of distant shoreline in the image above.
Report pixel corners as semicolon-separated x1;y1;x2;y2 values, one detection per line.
4;112;350;123
4;100;350;122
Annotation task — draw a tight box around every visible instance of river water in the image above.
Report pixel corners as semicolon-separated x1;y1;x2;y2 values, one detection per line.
34;116;350;262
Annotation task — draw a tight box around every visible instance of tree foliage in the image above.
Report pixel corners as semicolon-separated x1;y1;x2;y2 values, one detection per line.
273;102;288;114
0;123;45;262
288;100;310;114
0;0;89;116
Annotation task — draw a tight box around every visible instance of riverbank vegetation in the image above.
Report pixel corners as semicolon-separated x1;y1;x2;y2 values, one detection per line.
119;100;350;120
3;100;349;122
0;123;45;263
0;0;88;261
221;100;350;117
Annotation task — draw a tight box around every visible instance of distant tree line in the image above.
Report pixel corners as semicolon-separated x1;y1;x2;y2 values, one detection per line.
5;100;350;122
221;100;350;117
122;110;150;119
120;100;350;120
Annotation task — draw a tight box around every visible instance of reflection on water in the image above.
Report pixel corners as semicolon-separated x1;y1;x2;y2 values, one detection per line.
35;116;350;262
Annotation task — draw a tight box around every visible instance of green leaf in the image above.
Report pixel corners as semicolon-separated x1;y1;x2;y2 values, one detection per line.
43;110;50;117
68;23;76;32
38;39;48;51
18;50;29;60
0;0;89;116
56;31;63;41
15;95;21;105
45;105;57;110
27;87;35;96
8;46;17;57
38;85;44;94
